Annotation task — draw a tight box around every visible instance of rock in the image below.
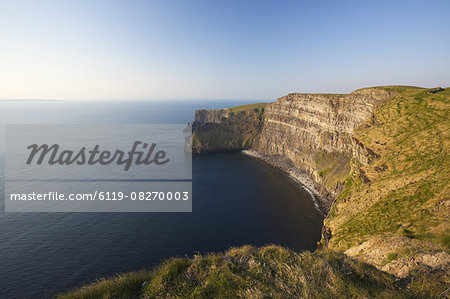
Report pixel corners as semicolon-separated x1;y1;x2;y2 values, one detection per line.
191;108;264;153
426;87;444;94
192;109;228;129
381;251;450;278
255;88;391;207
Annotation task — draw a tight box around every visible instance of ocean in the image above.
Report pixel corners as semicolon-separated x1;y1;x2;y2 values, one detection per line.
0;100;324;298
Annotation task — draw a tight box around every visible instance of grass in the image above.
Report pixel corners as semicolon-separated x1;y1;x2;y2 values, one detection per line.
318;167;331;177
57;271;153;299
306;93;345;97
314;151;351;191
325;86;450;257
227;103;267;113
386;253;398;262
59;245;430;299
373;85;425;92
439;87;450;95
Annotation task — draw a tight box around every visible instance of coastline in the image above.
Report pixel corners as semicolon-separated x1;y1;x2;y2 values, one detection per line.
241;149;328;216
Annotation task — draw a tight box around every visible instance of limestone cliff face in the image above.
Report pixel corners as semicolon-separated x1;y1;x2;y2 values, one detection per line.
257;89;391;163
192;88;391;208
193;109;229;129
191;106;265;153
255;88;392;207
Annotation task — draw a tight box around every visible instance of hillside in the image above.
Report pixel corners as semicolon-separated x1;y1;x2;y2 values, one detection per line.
58;245;448;299
323;86;450;277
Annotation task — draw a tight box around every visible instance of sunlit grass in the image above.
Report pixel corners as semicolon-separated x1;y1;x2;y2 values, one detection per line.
58;246;416;299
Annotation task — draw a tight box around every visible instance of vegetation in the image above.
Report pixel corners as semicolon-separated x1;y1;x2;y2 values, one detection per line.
227;102;267;113
314;150;351;191
58;245;436;299
324;86;449;261
439;88;450;95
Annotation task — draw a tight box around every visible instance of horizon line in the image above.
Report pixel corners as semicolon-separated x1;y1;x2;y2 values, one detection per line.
0;84;446;102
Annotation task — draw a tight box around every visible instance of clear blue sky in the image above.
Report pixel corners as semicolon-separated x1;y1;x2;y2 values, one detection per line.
1;0;449;100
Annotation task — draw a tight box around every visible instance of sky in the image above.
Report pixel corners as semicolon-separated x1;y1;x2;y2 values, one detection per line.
0;0;449;100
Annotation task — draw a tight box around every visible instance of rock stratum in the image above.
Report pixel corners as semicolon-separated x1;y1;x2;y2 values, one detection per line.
192;88;393;210
191;103;266;153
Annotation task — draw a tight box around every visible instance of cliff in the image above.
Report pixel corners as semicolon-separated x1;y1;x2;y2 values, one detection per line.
192;88;393;209
254;88;392;209
191;103;266;153
192;109;229;129
191;86;450;281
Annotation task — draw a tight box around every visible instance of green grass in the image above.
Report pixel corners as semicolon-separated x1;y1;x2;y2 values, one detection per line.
318;167;331;177
326;86;450;255
228;103;267;113
314;151;352;191
439;87;450;95
59;245;433;299
386;253;398;262
308;93;345;97
57;270;153;299
370;85;426;94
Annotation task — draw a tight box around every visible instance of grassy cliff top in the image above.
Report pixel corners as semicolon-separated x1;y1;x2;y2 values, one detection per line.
371;85;426;92
285;86;428;98
325;85;449;263
58;245;447;299
227;102;268;112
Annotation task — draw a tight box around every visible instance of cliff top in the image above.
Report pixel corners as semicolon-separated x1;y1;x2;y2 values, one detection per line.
196;102;268;113
59;245;443;298
228;102;267;112
284;85;446;99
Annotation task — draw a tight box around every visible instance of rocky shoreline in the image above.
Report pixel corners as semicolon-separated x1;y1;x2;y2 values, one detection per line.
241;149;329;215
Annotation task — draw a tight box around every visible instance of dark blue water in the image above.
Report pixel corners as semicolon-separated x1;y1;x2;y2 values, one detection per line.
0;100;323;298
